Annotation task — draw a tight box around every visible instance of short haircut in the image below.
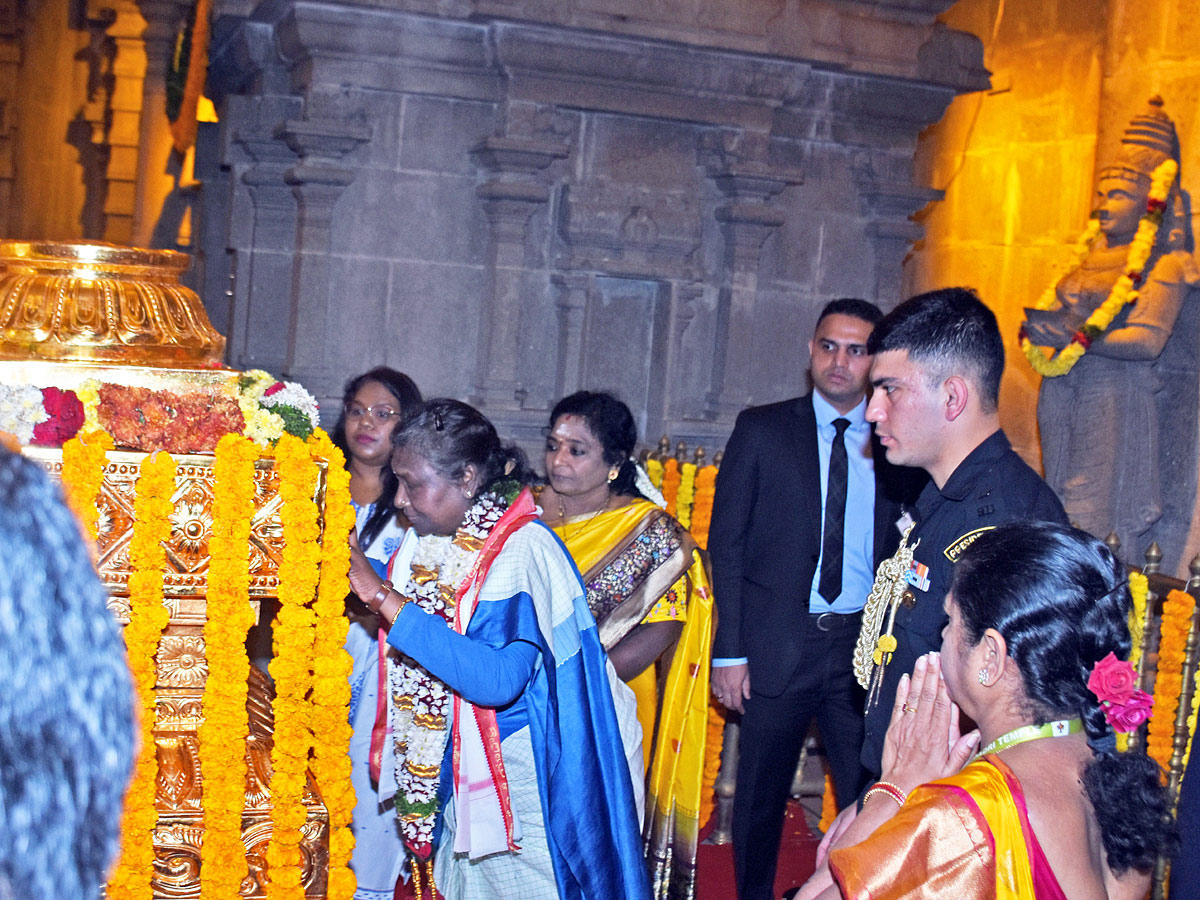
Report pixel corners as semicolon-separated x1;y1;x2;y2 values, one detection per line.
0;452;135;900
866;287;1004;412
816;298;884;330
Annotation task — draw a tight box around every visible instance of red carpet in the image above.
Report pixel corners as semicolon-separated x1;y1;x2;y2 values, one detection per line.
696;799;819;900
393;798;819;900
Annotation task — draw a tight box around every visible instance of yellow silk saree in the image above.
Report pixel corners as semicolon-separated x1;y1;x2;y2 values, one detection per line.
553;498;714;900
830;756;1067;900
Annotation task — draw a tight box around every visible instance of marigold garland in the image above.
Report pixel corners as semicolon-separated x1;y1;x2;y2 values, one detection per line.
1128;572;1150;674
306;431;357;900
76;378;102;432
1020;159;1178;377
60;430;114;542
676;462;696;529
107;450;177;900
267;434;322;900
698;696;725;829
200;434;260;900
1118;571;1151;752
692;464;722;828
1147;588;1196;781
818;774;837;834
661;458;681;518
1182;664;1200;794
645;457;664;490
690;466;717;550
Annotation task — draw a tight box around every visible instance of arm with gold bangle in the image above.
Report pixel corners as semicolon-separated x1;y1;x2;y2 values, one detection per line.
367;579;409;630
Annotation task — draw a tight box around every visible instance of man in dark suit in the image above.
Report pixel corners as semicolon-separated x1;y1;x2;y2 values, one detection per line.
709;298;918;900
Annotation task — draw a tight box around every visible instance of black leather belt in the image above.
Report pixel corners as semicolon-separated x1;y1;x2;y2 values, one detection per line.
812;611;861;632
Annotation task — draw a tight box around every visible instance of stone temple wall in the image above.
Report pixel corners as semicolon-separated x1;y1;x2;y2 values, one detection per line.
202;0;987;451
906;0;1200;575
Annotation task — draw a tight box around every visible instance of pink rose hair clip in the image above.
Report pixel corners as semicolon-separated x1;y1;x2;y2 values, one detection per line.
1087;652;1154;733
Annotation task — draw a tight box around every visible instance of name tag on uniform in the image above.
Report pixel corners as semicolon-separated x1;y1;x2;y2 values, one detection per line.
904;559;930;593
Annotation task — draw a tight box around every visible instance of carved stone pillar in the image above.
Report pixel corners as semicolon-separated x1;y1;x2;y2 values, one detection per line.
470;135;568;411
853;155;942;304
704;162;801;419
552;271;589;399
229;125;299;375
131;0;186;246
280;119;371;405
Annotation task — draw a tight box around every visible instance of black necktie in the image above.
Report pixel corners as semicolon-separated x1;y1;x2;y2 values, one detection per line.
818;418;851;604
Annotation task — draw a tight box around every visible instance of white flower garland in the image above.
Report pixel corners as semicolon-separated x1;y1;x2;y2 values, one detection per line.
389;491;509;854
0;384;48;443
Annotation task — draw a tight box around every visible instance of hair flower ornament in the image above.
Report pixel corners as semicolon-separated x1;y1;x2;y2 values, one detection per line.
1088;652;1154;732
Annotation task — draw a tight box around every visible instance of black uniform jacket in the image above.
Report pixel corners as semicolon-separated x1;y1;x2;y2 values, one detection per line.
860;429;1068;773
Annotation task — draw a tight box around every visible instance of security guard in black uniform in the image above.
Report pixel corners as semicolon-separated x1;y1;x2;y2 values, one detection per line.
858;429;1066;775
803;288;1068;895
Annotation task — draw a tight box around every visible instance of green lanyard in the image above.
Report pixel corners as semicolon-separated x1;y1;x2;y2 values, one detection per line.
976;718;1083;758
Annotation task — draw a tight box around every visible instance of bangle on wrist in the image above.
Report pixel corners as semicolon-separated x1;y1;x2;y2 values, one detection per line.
386;595;408;629
370;580;394;612
863;781;907;808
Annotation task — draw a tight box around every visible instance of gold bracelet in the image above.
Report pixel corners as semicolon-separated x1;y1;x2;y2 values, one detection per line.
386;594;408;629
863;781;907;808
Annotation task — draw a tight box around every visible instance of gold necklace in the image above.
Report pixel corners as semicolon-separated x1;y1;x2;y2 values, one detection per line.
557;492;614;540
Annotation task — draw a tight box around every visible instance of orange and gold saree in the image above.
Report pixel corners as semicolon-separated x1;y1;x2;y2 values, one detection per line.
829;756;1067;900
553;498;714;900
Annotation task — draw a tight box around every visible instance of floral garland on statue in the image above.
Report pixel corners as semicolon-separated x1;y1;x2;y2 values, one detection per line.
390;492;511;859
267;435;322;900
306;431;358;900
108;451;177;900
1146;589;1197;781
60;431;114;542
1020;159;1178;377
676;461;696;529
1119;571;1151;752
199;434;260;900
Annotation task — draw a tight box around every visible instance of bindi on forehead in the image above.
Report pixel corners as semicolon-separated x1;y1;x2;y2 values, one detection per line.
552;416;599;443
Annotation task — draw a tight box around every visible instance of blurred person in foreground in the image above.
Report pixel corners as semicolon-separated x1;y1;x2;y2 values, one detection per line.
0;450;136;900
799;521;1175;900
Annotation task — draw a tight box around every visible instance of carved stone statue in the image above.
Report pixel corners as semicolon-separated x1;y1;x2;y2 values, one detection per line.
1021;97;1199;556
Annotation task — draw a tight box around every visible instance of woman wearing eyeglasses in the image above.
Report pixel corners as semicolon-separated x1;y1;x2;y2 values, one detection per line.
331;366;423;900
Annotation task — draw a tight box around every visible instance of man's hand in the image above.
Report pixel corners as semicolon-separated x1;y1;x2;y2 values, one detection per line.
712;663;751;714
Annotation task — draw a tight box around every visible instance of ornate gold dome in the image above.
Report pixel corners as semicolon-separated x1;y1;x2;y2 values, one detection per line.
0;240;226;367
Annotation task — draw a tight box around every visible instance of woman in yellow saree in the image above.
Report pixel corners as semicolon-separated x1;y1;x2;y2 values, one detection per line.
800;522;1174;900
540;391;713;900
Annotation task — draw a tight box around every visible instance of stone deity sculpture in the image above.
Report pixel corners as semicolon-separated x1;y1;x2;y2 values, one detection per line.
1021;97;1198;555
